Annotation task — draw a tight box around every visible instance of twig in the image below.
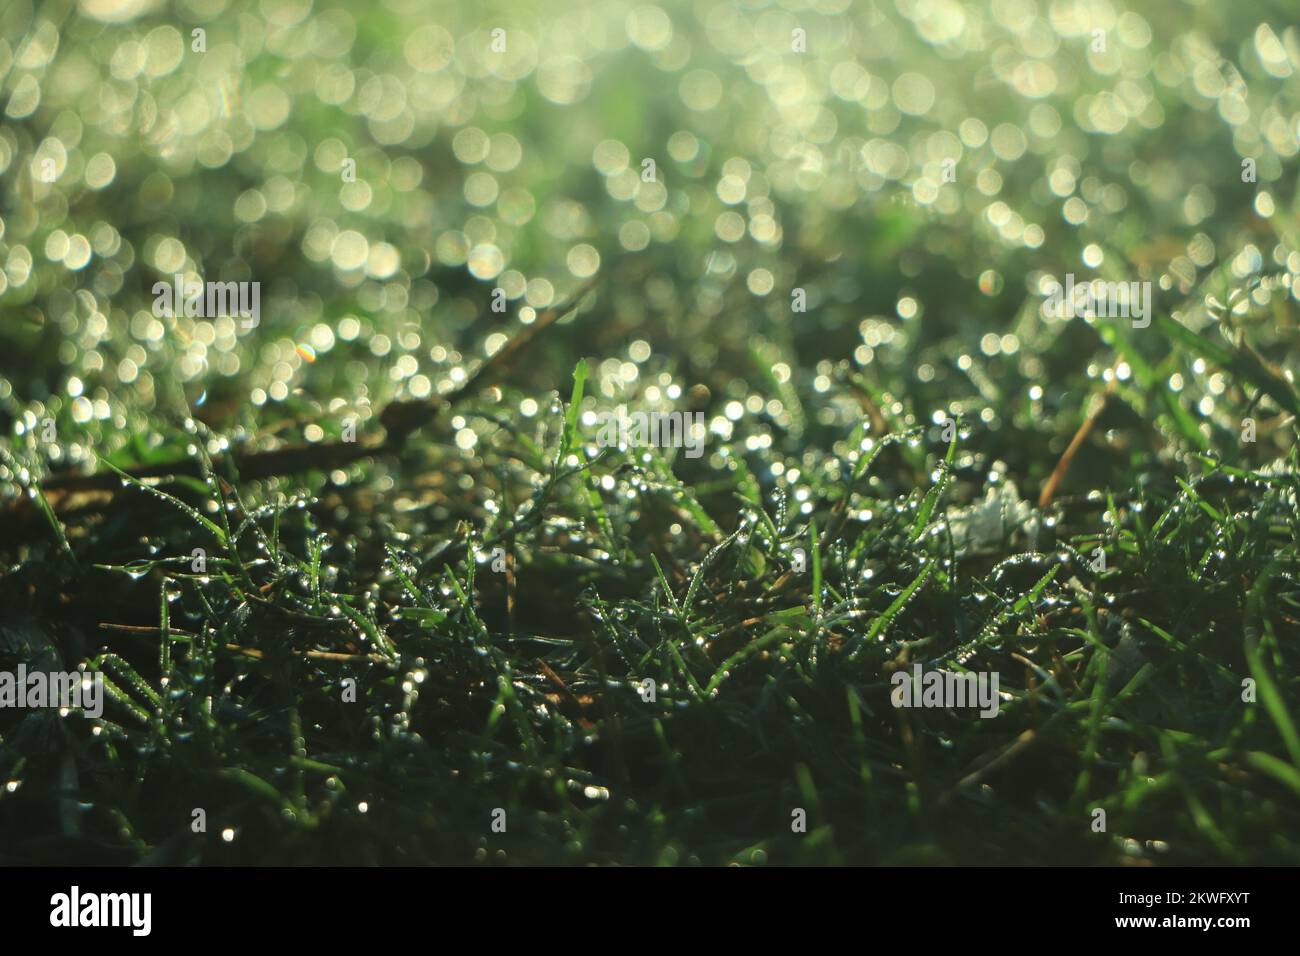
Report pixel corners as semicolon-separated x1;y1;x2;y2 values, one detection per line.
223;644;388;664
96;623;385;663
34;280;597;499
1038;388;1110;509
936;728;1040;807
100;622;198;638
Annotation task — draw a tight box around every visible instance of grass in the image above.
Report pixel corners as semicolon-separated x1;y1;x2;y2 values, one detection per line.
1;0;1299;866
3;307;1299;863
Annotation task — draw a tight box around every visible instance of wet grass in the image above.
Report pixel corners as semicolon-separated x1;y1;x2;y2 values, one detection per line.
1;1;1299;865
3;297;1300;864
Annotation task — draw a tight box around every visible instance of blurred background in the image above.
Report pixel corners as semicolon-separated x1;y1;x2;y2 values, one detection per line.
0;0;1298;866
1;0;1296;490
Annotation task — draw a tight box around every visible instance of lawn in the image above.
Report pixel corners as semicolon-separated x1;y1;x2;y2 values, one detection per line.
1;0;1299;865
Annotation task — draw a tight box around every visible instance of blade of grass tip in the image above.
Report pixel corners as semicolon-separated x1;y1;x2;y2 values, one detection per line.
462;521;478;599
1096;321;1155;389
32;482;77;563
1159;733;1236;858
653;718;690;796
561;357;587;460
826;434;909;554
192;436;255;587
1174;476;1225;524
733;494;782;555
291;755;346;775
853;430;903;482
911;429;956;539
159;579;171;678
564;359;618;552
731;455;781;539
810;518;823;621
270;501;282;573
795;763;824;826
308;534;324;609
649;554;706;701
386;544;435;610
683;529;740;615
845;687;876;811
336;595;398;662
647;450;722;539
750;340;806;438
650;552;684;619
85;653;158;723
445;567;488;644
481;665;540;761
846;560;935;662
1192;453;1293;489
287;700;307;814
217;767;293;813
1245;752;1300;799
97;456;227;545
1158;388;1211;452
938;564;1060;667
1136;617;1235;681
704;624;793;694
94;674;152;724
580;460;617;553
1157;313;1300;419
0;445;75;561
91;653;163;709
827;431;910;555
1245;563;1300;767
1069;646;1109;808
